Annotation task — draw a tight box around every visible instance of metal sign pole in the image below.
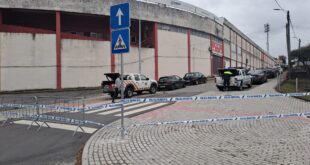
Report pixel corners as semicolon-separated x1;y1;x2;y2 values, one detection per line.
120;53;125;138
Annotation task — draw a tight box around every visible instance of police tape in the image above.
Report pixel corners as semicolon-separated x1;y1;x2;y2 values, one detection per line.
1;92;309;113
122;92;310;103
0;111;105;127
131;112;310;127
0;102;122;112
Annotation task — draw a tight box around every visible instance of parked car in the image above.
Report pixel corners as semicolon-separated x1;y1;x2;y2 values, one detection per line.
215;68;252;91
183;72;207;85
247;70;267;84
101;73;158;98
263;68;277;79
158;75;186;90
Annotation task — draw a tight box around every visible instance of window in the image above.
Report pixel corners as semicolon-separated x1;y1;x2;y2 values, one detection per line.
140;75;148;81
134;75;140;81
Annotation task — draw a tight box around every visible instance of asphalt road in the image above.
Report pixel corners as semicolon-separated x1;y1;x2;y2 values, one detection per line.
0;80;219;165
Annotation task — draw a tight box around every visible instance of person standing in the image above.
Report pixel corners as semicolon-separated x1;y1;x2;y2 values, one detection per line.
223;70;233;91
112;76;121;103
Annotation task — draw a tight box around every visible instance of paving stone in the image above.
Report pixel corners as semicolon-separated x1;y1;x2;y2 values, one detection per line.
83;80;310;165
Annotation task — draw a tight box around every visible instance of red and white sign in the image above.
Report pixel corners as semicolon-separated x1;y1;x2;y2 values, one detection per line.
211;41;223;55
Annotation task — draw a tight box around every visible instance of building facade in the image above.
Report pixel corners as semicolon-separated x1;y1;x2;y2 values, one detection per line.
0;0;275;91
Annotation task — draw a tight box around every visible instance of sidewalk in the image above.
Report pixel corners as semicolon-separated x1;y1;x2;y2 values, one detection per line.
82;80;310;165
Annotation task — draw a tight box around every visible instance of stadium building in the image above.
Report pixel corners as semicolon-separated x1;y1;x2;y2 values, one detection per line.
0;0;275;91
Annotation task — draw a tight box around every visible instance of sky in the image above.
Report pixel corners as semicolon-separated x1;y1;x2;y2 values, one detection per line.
181;0;310;58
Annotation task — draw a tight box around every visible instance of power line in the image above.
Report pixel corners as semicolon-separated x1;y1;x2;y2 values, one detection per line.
274;0;284;11
274;0;299;42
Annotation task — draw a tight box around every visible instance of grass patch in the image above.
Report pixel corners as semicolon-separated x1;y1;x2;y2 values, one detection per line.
277;79;310;101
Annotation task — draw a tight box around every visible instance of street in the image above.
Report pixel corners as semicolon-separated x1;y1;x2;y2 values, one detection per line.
0;80;218;165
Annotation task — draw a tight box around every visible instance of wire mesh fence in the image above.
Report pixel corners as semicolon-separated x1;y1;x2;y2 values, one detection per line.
0;95;101;136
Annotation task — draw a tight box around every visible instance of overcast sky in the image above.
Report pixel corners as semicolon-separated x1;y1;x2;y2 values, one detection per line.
181;0;310;58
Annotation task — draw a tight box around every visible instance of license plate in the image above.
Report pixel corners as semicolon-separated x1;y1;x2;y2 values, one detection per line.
159;86;165;88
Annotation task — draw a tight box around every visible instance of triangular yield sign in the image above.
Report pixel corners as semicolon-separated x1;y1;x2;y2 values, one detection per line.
114;34;127;50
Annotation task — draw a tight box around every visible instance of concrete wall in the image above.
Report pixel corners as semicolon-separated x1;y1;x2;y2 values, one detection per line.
190;35;211;76
158;30;188;78
0;0;221;38
61;39;111;88
224;42;230;58
114;47;155;80
0;33;56;91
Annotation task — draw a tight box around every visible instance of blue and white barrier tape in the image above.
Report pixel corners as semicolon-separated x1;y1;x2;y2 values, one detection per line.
131;112;310;127
0;111;105;127
123;92;310;103
1;92;309;113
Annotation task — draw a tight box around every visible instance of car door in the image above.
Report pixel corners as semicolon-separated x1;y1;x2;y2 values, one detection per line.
140;74;151;90
242;70;250;85
134;74;142;90
175;75;182;88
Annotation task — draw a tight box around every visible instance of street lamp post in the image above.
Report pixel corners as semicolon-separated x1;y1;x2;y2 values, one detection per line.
138;1;142;74
274;9;291;79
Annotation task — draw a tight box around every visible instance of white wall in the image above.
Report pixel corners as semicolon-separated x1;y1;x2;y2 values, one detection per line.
61;39;111;88
158;30;188;78
114;47;155;80
191;35;211;76
224;42;230;58
231;60;236;67
0;33;56;91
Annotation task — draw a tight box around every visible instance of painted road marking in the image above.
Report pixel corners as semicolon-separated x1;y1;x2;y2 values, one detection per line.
99;102;154;115
85;102;136;114
14;120;97;134
115;103;169;117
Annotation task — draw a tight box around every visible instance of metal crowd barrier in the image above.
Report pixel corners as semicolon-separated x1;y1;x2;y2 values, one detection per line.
0;96;88;136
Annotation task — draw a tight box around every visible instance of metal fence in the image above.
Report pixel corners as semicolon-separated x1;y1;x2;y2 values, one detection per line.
0;96;94;136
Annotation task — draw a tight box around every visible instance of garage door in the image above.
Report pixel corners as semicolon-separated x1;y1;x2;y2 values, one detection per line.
212;55;223;75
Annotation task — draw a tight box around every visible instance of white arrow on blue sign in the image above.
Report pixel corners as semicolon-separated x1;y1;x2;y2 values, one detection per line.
110;3;130;30
111;28;130;54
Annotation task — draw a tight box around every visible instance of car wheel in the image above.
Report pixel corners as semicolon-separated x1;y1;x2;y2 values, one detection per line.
247;83;252;88
125;87;134;98
183;83;186;88
149;85;157;94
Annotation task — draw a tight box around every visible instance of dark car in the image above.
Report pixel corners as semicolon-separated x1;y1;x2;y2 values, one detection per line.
263;68;277;79
183;72;207;85
247;70;267;84
158;75;186;90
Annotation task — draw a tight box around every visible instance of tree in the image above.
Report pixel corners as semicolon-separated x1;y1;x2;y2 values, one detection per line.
291;44;310;73
279;55;287;64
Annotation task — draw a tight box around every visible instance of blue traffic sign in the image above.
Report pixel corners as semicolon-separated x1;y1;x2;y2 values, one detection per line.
111;28;130;54
110;3;130;30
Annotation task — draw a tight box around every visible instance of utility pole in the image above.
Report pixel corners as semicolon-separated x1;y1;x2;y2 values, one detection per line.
138;1;142;74
298;38;301;67
286;11;291;79
264;23;270;54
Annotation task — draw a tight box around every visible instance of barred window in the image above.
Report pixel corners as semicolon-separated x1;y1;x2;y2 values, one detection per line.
158;23;187;34
191;30;210;39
